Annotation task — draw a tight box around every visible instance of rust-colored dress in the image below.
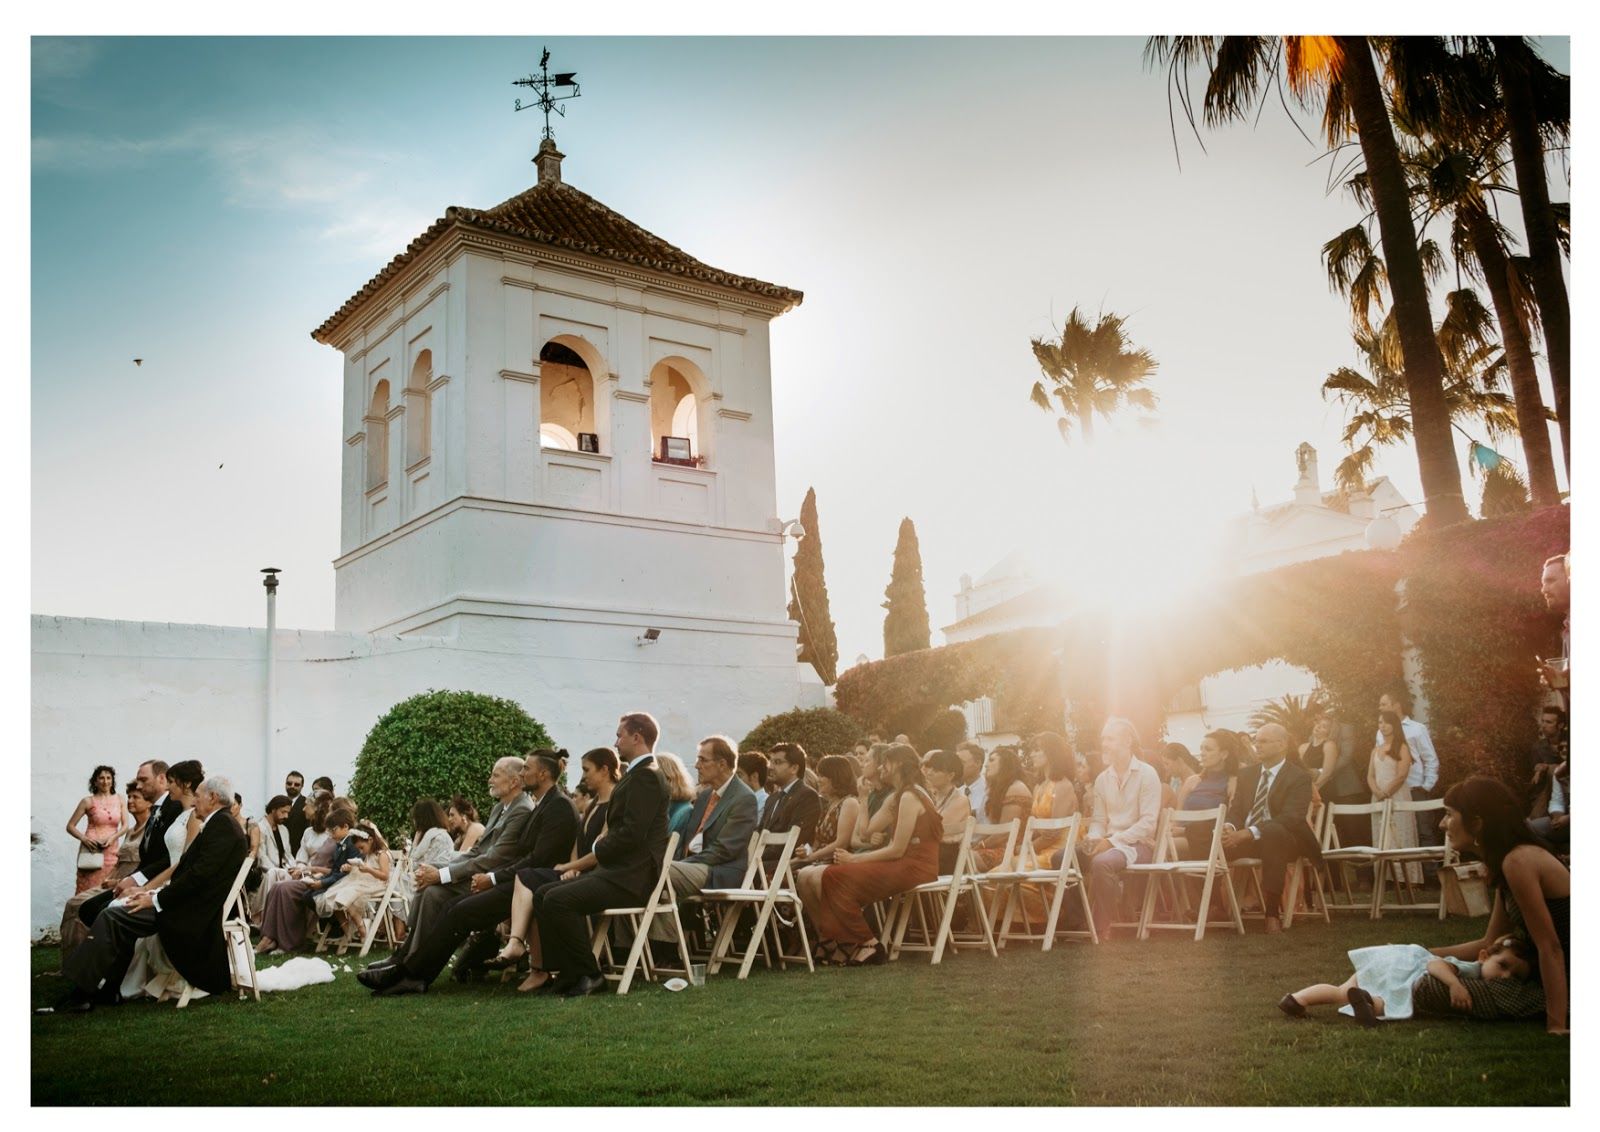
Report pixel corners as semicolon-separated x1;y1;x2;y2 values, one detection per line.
813;789;941;945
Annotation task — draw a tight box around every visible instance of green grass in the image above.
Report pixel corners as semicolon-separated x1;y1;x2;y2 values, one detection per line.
31;915;1568;1106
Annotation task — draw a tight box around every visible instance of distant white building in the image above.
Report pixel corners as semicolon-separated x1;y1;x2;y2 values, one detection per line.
30;138;821;935
944;443;1420;750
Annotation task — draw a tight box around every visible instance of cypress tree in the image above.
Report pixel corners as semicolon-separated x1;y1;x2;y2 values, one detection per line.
882;516;931;657
787;487;840;684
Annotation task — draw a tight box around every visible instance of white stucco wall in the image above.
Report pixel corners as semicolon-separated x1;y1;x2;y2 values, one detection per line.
31;613;820;938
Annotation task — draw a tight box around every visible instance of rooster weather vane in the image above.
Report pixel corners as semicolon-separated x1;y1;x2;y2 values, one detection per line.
513;47;581;143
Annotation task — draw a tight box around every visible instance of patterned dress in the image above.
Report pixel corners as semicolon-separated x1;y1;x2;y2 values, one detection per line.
76;795;125;893
1411;887;1570;1020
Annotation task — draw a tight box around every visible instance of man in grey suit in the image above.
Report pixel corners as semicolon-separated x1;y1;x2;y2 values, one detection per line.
649;735;757;940
371;756;534;971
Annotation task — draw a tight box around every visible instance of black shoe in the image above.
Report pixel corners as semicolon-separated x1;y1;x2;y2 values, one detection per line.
561;973;607;998
376;976;428;997
534;974;565;995
1277;993;1307;1019
41;988;95;1014
363;958;397;973
1347;987;1380;1029
357;964;406;992
451;961;486;984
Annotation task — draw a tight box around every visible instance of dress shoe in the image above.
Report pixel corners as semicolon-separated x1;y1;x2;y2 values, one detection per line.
1277;993;1307;1019
451;961;486;984
357;964;406;991
44;989;95;1014
376;976;428;997
363;958;397;972
1347;987;1380;1029
561;973;607;998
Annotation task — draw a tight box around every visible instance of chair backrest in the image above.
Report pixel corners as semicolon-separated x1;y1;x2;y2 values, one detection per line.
734;827;801;893
221;856;254;928
1156;805;1229;867
971;818;1021;872
1017;813;1082;872
642;831;682;909
938;816;979;888
1384;796;1455;862
1321;799;1389;851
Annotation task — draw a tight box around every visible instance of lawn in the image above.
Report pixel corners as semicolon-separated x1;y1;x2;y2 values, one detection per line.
31;914;1568;1106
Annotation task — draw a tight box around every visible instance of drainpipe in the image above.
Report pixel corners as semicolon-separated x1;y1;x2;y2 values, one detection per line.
262;568;281;809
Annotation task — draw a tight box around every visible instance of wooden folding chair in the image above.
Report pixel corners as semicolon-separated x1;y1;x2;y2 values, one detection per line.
695;828;814;979
1372;797;1454;919
996;813;1097;949
589;832;693;995
358;846;411;956
1230;797;1329;929
178;856;258;1008
961;818;1024;947
1126;805;1245;941
887;816;996;963
1317;799;1390;915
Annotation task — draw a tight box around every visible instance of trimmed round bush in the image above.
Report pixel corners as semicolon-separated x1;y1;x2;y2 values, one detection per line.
741;707;865;758
348;689;552;842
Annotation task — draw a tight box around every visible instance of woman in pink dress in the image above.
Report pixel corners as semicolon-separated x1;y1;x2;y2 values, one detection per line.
65;765;125;893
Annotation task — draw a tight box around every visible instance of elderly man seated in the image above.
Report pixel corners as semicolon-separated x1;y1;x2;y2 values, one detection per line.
1221;723;1321;934
649;735;757;946
360;756;533;979
53;774;248;1013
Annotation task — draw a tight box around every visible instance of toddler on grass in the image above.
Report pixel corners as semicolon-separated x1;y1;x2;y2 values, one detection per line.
1278;935;1536;1027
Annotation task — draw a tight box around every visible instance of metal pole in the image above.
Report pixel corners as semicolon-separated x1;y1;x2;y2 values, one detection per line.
262;569;281;811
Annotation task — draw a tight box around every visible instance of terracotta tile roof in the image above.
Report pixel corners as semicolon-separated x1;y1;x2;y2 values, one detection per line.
312;181;803;342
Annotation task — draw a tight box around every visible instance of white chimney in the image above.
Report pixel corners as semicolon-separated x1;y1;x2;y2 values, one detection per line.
1293;442;1321;506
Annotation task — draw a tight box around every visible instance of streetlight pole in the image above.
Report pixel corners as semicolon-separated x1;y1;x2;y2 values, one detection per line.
261;568;281;809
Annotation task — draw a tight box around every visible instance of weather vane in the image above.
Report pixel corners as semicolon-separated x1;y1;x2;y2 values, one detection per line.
512;47;581;143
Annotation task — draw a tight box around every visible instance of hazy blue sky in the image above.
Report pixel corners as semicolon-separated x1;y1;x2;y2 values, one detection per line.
32;36;1570;667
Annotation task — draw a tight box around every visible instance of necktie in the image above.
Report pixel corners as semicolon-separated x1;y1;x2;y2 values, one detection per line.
1248;768;1272;828
760;792;780;830
693;792;721;839
271;822;286;866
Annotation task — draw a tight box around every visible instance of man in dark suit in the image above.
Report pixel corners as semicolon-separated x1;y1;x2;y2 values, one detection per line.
58;774;248;1011
758;742;822;865
533;711;670;998
283;770;309;856
362;752;579;994
361;756;535;975
1221;723;1321;934
77;760;185;928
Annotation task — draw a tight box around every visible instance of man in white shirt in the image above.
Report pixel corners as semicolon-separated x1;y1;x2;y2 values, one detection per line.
1077;718;1161;939
1377;690;1441;846
957;742;989;825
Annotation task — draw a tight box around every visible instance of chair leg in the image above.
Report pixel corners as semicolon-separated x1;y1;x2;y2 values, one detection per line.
741;902;778;980
1135;871;1160;941
931;885;962;965
1193;869;1217;942
706;904;741;975
1221;873;1245;934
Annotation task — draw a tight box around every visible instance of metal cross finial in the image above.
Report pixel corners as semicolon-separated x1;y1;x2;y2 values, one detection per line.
512;46;581;143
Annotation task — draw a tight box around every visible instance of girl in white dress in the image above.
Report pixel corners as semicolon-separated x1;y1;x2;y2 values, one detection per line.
313;820;391;943
1278;935;1536;1025
1369;711;1421;885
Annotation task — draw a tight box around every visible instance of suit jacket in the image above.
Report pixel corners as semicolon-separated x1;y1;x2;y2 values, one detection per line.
303;834;363;897
285;795;309;856
495;791;581;880
156;809;248;995
133;794;186;883
759;781;822;861
442;792;534;884
593;756;670;899
1226;760;1321;862
679;775;759;888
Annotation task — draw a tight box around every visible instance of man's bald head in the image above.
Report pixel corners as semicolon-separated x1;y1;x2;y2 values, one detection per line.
1253;724;1289;765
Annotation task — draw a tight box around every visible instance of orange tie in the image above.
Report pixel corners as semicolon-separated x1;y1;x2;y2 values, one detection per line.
693;791;721;839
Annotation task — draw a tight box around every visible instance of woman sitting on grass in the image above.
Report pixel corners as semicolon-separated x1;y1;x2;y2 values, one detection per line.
1410;776;1569;1034
1278;934;1536;1026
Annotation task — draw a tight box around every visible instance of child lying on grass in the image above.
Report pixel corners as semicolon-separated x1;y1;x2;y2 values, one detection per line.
1277;935;1536;1027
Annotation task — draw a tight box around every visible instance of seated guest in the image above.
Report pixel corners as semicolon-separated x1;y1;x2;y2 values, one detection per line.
78;760;182;930
737;751;769;797
231;794;260;858
1176;730;1242;858
363;751;579;996
1077;719;1161;938
863;743;895;817
795;755;862;911
530;712;671;997
60;782;149;968
312;775;334;799
247;794;294;921
956;742;989;825
922;750;971;874
1527;708;1570;850
656;753;698;836
1157;743;1201;796
650;736;758;942
257;804;347;953
361;758;534;975
111;760;206;1001
446;795;486;851
1526;706;1567;785
1220;722;1321;934
810;744;941;966
1027;732;1081;867
971;747;1032;871
315;818;391;943
409;799;456;866
294;795;335;866
759;742;823;863
57;774;247;1012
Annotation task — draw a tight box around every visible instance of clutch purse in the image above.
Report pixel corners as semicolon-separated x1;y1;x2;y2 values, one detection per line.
76;843;105;870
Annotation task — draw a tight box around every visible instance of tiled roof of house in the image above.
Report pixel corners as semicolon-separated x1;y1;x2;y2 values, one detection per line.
312;179;802;342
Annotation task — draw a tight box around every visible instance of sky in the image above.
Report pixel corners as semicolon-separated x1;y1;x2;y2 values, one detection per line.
30;35;1571;670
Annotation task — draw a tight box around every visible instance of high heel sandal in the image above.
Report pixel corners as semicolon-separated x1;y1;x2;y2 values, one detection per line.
484;937;527;971
847;942;886;967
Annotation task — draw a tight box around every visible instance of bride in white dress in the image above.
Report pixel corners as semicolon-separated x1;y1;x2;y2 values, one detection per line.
118;763;204;1001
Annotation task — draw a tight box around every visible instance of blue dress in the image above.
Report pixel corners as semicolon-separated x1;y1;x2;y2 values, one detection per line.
668;798;693;837
1341;945;1479;1020
1180;772;1231;858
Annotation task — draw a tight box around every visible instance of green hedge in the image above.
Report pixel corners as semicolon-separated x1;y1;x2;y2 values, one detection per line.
741;708;865;758
348;689;553;842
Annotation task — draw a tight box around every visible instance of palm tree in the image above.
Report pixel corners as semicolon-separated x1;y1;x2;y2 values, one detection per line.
1248;693;1326;745
1322;294;1523;493
1147;36;1470;526
1028;306;1159;443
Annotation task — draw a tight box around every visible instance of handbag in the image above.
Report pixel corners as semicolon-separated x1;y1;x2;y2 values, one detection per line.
76;842;105;870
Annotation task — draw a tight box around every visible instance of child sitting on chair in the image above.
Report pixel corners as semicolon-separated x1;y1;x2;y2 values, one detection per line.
1277;935;1536;1027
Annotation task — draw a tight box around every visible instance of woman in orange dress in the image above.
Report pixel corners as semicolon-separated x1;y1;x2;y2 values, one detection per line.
970;747;1032;872
810;745;942;966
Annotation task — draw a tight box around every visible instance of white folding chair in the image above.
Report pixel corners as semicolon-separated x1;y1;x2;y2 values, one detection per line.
1317;799;1390;915
1126;805;1245;941
888;816;995;963
1230;796;1329;929
963;818;1024;947
1372;797;1454;919
589;831;693;995
996;813;1097;949
359;846;411;956
178;855;258;1008
695;828;814;979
